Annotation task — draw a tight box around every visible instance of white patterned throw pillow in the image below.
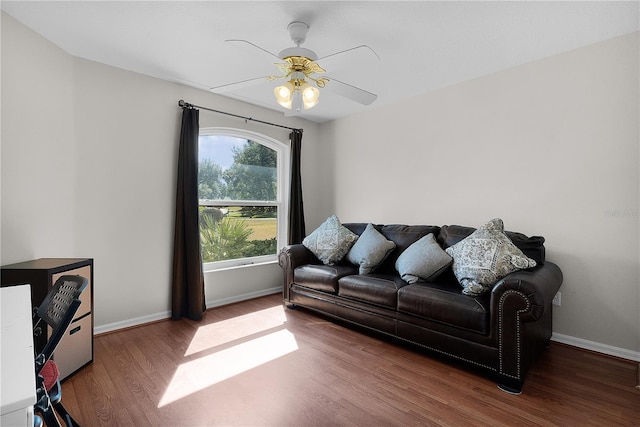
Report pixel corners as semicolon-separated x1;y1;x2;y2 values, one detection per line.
445;218;537;296
303;215;358;265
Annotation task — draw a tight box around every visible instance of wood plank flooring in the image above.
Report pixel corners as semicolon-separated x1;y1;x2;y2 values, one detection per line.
60;294;639;426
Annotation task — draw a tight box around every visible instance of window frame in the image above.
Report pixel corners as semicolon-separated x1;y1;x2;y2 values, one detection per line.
198;127;290;272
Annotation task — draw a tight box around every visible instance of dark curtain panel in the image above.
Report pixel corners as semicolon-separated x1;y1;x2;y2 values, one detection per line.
288;130;306;244
171;106;206;320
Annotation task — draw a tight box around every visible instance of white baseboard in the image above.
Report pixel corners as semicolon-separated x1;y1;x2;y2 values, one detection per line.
94;287;281;335
205;286;281;310
551;333;640;362
94;310;171;335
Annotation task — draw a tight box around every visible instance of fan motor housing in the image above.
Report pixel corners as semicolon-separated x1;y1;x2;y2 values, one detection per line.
278;47;317;61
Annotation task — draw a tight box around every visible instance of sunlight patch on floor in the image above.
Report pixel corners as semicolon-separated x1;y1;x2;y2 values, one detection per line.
185;305;288;356
159;313;297;407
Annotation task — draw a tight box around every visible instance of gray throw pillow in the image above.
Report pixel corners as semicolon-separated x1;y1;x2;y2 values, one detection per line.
445;218;537;296
395;233;453;284
302;215;358;265
346;223;396;274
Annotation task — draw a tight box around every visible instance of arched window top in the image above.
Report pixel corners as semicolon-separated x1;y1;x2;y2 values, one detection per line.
200;127;286;152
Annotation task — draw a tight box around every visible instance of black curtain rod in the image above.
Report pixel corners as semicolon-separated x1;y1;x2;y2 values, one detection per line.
178;99;302;133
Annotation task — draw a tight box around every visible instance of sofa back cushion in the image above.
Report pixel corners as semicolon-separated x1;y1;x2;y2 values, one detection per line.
344;224;441;274
438;224;546;265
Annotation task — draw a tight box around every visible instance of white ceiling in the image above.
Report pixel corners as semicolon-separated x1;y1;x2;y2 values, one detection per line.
3;1;639;123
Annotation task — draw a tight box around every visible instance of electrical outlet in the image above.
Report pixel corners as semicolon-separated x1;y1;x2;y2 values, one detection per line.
552;292;561;306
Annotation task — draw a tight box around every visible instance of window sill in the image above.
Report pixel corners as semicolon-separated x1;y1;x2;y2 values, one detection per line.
203;259;278;273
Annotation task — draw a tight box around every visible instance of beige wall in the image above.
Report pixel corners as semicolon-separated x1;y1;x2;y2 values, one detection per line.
1;13;324;328
1;11;76;260
323;32;640;356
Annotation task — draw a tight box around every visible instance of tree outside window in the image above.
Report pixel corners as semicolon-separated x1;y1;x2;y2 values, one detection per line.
198;129;288;268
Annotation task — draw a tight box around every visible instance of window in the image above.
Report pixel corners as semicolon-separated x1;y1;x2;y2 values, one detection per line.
198;128;289;270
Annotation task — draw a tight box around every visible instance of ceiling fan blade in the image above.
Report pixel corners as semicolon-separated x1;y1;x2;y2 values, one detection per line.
225;39;281;60
324;77;378;105
209;76;269;93
317;45;380;72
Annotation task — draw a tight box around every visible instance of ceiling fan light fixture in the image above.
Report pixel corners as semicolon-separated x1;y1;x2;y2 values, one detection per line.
301;83;319;109
274;81;294;108
291;90;303;112
274;79;320;111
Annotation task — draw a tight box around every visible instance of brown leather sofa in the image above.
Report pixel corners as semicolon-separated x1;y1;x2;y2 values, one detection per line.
278;223;563;394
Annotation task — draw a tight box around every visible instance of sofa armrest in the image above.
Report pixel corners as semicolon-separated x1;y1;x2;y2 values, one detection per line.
489;262;562;389
278;244;316;302
490;261;563;323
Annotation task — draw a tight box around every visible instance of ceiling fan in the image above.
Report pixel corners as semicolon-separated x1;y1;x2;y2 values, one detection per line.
210;21;379;113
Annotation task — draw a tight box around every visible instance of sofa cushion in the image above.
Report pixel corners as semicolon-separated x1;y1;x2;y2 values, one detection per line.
395;233;452;284
338;274;408;308
302;215;359;265
294;264;359;293
374;224;441;273
445;218;537;296
397;282;490;334
438;224;546;265
346;223;396;274
343;223;369;236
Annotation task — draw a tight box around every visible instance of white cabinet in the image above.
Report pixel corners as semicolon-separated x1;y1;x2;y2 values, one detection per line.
1;285;37;427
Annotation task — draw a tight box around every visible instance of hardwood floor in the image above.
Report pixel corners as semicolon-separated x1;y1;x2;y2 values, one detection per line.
60;294;639;426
